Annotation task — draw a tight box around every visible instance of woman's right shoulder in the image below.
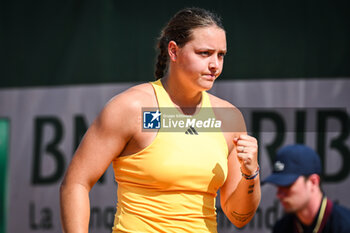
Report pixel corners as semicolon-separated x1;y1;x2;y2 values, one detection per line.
106;82;156;111
93;82;157;135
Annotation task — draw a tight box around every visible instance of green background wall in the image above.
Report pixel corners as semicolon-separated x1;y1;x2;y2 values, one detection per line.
1;0;349;88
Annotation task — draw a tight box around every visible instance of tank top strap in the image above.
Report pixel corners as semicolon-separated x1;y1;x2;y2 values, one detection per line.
150;79;212;109
150;79;175;108
201;90;212;108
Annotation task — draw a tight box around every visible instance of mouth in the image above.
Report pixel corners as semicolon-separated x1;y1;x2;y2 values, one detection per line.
202;74;217;81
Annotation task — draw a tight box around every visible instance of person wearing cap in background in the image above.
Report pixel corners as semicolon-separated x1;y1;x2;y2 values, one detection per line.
263;144;350;233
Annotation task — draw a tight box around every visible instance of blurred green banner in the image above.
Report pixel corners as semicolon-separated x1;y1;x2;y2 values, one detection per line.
0;119;9;233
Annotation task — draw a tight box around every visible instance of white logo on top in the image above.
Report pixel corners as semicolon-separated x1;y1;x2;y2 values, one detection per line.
274;161;285;171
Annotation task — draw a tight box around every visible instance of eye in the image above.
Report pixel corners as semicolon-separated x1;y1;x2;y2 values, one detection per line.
218;52;226;58
198;51;210;56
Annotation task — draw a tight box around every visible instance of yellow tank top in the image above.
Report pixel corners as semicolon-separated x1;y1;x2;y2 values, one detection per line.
112;80;228;233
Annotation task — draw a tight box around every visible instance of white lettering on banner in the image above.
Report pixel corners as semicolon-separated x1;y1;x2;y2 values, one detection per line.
186;118;221;128
0;79;349;233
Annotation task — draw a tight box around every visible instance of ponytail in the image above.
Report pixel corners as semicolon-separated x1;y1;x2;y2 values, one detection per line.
155;36;168;80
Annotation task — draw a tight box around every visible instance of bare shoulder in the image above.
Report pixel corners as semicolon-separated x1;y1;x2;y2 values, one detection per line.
108;82;155;108
103;83;156;115
95;82;156;135
207;93;246;134
207;93;236;109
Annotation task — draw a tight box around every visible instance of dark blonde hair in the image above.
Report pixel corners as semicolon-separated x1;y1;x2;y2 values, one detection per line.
154;7;224;80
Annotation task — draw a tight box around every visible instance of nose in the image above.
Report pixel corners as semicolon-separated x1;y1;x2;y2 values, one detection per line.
209;57;219;71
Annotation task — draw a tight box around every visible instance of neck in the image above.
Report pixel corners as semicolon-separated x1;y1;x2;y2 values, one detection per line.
161;75;202;108
296;191;323;225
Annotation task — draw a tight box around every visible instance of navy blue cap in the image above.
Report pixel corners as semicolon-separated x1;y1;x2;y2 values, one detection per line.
263;144;322;186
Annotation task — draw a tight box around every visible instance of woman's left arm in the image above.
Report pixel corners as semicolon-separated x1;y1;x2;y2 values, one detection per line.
220;134;261;228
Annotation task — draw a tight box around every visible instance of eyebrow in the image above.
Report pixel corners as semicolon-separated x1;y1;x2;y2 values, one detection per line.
197;48;227;53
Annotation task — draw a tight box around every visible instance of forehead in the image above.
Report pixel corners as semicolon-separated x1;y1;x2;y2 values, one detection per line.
187;26;226;49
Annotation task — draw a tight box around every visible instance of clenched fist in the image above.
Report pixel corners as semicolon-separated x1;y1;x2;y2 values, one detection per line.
234;134;259;176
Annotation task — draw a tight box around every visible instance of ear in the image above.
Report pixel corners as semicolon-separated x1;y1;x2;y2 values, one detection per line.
308;174;321;188
168;41;178;62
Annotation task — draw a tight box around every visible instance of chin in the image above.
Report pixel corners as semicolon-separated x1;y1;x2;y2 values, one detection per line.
198;80;215;91
282;203;298;214
199;85;213;92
